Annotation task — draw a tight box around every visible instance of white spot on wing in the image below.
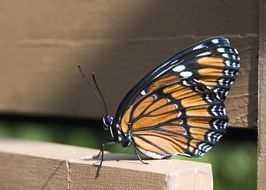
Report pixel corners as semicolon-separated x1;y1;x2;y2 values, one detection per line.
180;71;193;78
173;65;186;72
193;44;204;50
166;98;171;103
211;39;219;44
141;90;146;96
198;143;212;152
212;119;219;129
223;108;226;115
196;51;211;57
204;146;212;152
198;143;207;150
207;131;216;142
194;149;200;156
225;60;231;66
152;94;158;100
217;48;225;53
205;94;213;103
211;105;218;116
182;80;190;86
222;53;229;58
216;134;223;142
224;70;229;76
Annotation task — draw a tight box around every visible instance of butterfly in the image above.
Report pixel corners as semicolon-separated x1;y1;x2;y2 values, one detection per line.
90;36;239;174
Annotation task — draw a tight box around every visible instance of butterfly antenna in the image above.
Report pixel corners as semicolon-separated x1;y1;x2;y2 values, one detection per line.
77;65;108;115
92;73;108;116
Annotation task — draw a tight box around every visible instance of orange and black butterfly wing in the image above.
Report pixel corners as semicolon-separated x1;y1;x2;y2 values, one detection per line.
115;37;239;123
113;36;239;158
136;37;239;101
172;40;239;100
129;78;228;158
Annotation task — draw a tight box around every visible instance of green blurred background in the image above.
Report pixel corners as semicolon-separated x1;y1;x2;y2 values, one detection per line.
0;117;256;190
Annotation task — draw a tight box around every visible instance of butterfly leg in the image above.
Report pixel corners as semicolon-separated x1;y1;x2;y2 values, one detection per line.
93;141;116;177
132;143;148;164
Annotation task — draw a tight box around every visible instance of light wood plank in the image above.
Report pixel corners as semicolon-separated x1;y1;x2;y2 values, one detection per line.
0;138;212;190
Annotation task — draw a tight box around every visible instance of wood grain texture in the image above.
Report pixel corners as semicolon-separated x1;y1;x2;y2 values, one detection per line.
258;0;266;189
0;139;212;190
0;0;258;128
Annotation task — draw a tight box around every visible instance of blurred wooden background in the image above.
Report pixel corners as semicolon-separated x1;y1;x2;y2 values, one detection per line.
0;0;258;129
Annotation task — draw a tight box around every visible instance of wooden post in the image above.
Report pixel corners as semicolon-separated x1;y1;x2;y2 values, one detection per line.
258;1;266;189
0;139;212;190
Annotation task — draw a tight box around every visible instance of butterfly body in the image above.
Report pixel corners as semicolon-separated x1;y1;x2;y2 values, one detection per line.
103;115;131;147
102;36;239;160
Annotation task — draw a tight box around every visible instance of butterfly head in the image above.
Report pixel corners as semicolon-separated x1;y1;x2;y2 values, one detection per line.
102;115;113;130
